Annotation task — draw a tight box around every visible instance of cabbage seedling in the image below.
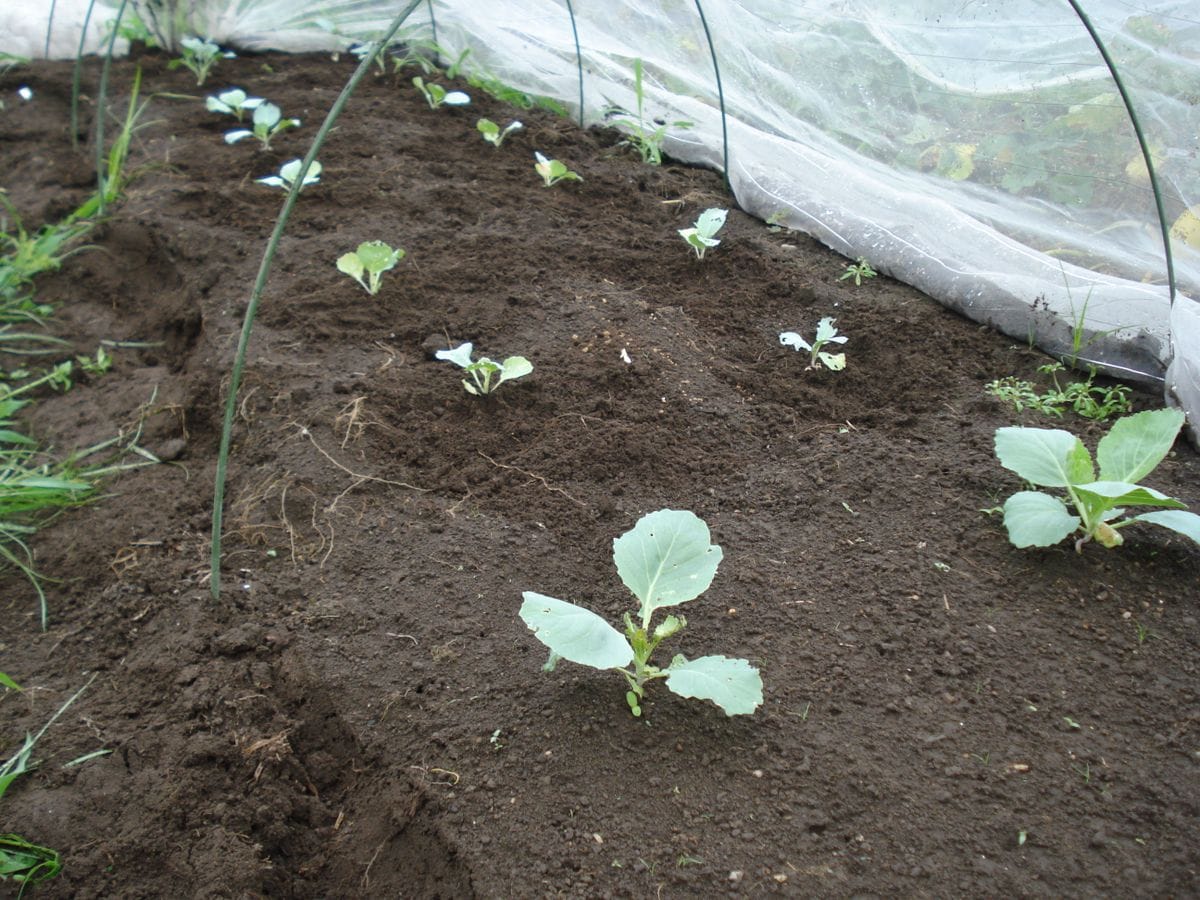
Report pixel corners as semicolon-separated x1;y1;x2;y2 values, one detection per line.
412;76;470;109
224;102;300;150
477;118;523;148
170;37;230;86
256;159;322;191
336;241;405;295
436;342;532;396
205;88;263;121
780;317;848;371
520;509;763;717
533;152;582;187
678;208;727;259
994;408;1200;552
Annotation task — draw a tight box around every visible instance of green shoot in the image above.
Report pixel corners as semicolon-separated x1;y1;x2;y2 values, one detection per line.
477;118;523;148
520;509;763;717
224;102;300;150
839;257;877;285
533;152;582;188
256;159;322;192
412;76;470;109
986;363;1132;421
336;241;405;295
205;88;264;122
994;408;1200;552
606;58;692;165
169;37;229;86
0;834;62;888
678;208;727;259
436;342;532;396
780;317;848;371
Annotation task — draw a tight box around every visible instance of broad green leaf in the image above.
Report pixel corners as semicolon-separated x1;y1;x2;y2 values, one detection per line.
223;129;252;144
665;654;762;716
613;509;722;624
1002;490;1080;547
694;208;727;239
336;252;364;280
355;241;400;274
779;331;811;352
995;426;1094;487
1075;481;1185;510
519;592;633;670
1131;510;1200;546
498;356;533;384
1096;408;1184;483
253;102;281;129
814;317;844;344
817;351;846;371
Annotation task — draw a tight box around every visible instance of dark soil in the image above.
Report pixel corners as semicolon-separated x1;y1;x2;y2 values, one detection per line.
2;51;1199;898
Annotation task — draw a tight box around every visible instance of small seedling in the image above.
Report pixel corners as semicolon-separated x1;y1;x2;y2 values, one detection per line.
519;509;764;717
477;118;523;148
678;208;727;260
986;363;1132;421
349;41;389;74
605;58;692;165
336;241;405;295
780;317;848;371
0;834;61;888
256;159;322;192
170;37;230;86
205;88;263;121
436;342;532;396
76;346;112;377
994;408;1200;552
1134;622;1151;645
224;102;300;150
839;257;877;285
533;152;582;187
412;76;470;109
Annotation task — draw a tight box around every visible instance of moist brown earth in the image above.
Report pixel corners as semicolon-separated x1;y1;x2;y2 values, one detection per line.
1;51;1198;899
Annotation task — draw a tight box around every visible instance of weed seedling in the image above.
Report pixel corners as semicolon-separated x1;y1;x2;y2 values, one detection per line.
839;257;877;285
412;76;469;109
224;102;300;150
678;208;727;260
533;152;582;187
520;509;763;717
336;241;405;295
994;408;1200;552
1134;622;1151;645
256;159;322;192
780;317;848;371
436;342;532;396
205;88;263;121
170;37;229;86
605;58;692;165
477;118;523;148
986;363;1131;421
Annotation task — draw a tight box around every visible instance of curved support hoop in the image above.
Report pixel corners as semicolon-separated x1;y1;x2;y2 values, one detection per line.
1065;0;1176;305
210;0;425;598
45;0;58;59
691;0;729;189
425;0;438;51
564;0;585;128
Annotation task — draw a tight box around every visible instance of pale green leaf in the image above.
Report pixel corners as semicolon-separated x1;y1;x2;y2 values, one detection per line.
995;427;1094;487
613;509;722;623
1096;408;1184;483
435;343;474;368
1130;510;1200;545
336;252;363;280
0;671;19;691
1002;490;1080;547
519;592;634;670
817;351;846;371
694;208;727;239
1074;481;1185;510
665;654;762;716
355;241;401;274
498;356;533;384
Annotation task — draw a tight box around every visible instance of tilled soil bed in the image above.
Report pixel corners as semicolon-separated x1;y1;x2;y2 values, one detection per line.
1;50;1199;899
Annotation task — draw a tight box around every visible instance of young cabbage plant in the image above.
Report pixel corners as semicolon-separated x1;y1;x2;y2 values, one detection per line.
224;102;300;150
205;88;264;121
520;509;763;717
412;76;470;109
170;37;230;86
994;408;1200;553
336;241;405;295
436;342;532;396
533;152;582;187
780;317;848;371
477;118;523;148
678;208;727;259
256;159;322;192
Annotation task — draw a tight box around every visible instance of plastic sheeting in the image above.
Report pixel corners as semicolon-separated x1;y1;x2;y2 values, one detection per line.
16;0;1200;439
